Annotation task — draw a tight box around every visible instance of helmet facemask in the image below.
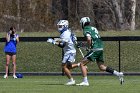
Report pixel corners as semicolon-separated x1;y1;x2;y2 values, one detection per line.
57;20;69;33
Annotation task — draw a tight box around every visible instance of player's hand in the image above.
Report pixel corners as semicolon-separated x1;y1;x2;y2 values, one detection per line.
86;48;90;52
71;33;77;41
76;42;82;48
76;44;81;48
54;38;61;42
47;38;56;44
9;30;12;34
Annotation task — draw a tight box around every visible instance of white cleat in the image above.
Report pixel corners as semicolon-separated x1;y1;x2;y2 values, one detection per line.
65;80;75;85
118;72;124;85
76;82;89;86
4;75;8;79
13;75;17;79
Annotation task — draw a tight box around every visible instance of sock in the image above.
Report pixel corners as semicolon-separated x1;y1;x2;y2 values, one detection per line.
106;66;114;74
113;70;120;76
77;63;80;67
83;76;88;83
70;78;74;81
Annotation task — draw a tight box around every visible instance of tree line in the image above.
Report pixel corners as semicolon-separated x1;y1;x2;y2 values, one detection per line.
0;0;139;32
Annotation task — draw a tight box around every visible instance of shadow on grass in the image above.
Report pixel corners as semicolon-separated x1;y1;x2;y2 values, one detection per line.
39;83;85;87
39;83;79;87
39;83;64;86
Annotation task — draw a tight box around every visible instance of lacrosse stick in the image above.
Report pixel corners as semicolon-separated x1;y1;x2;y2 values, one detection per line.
76;43;84;58
71;33;84;58
71;32;89;71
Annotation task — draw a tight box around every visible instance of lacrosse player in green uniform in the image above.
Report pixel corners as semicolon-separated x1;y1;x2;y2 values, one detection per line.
76;17;124;86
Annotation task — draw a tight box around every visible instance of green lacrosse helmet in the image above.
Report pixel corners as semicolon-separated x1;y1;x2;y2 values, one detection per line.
80;17;90;28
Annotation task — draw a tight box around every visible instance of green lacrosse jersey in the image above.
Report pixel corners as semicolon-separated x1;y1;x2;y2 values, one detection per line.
83;26;103;49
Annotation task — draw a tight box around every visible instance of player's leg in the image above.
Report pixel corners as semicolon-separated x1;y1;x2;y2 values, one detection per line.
96;50;124;84
71;63;78;68
71;59;88;68
62;63;71;78
76;59;89;86
66;53;81;69
80;59;89;82
4;54;11;78
97;62;124;84
77;50;97;86
12;54;17;79
62;53;75;85
95;50;122;75
105;65;124;84
62;63;75;85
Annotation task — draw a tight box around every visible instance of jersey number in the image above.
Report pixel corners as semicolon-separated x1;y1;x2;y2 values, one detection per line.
91;27;100;38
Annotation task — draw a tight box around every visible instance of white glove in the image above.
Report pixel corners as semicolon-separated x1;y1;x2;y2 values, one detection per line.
47;38;56;44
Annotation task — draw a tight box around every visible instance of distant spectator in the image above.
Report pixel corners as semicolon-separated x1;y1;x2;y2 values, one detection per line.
4;26;19;79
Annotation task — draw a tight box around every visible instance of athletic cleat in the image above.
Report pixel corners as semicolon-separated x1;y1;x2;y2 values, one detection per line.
76;82;89;86
65;80;75;85
13;75;17;79
4;75;8;79
118;72;124;85
120;77;124;85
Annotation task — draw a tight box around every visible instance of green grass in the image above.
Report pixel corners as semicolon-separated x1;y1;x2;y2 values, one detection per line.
0;76;139;93
0;31;139;93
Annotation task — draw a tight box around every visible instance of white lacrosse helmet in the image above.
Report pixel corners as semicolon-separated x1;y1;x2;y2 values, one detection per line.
57;20;69;33
80;17;90;27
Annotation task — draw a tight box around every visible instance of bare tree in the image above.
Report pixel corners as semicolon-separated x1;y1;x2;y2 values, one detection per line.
130;0;136;31
0;0;139;31
111;0;124;30
17;0;20;31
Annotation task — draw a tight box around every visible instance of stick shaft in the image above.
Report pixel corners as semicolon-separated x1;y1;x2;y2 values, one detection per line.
78;48;84;58
74;37;84;58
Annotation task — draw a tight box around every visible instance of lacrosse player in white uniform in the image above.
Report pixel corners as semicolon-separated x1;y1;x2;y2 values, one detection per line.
47;20;79;85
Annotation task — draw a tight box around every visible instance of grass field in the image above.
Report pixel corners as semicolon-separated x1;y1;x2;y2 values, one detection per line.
0;76;139;93
0;31;139;93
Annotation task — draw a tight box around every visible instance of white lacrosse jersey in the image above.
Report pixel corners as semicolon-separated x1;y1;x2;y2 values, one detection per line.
60;29;76;55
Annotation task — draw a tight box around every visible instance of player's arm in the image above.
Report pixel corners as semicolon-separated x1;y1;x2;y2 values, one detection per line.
16;35;19;43
55;39;66;48
6;30;12;42
47;38;66;48
86;33;92;49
